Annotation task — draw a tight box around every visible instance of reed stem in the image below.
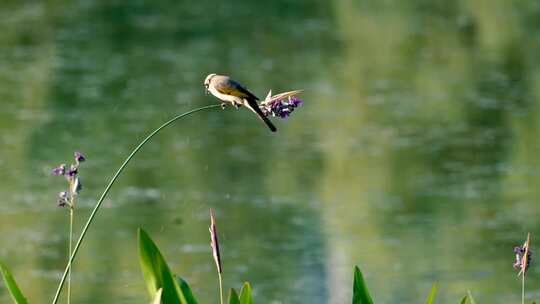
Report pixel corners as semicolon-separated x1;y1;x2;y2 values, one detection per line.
218;272;224;304
51;104;221;304
67;206;73;304
521;274;525;304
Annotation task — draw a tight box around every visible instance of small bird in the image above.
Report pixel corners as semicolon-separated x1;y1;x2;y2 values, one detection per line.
204;74;277;132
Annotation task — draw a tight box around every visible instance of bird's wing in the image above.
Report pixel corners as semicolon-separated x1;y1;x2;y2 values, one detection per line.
215;78;259;100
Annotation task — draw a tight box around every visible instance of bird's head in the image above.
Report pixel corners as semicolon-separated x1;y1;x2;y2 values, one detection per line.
204;73;217;94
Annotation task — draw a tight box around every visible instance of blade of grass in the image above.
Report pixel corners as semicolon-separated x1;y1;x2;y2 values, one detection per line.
0;262;28;304
138;228;186;304
352;266;373;304
51;104;221;304
424;284;437;304
239;282;253;304
228;289;240;304
459;295;468;304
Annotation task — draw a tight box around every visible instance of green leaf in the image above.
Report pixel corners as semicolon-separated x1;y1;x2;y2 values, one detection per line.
152;288;163;304
467;291;476;304
0;261;28;304
239;282;253;304
424;284;437;304
459;295;468;304
138;228;186;304
352;266;373;304
228;288;240;304
175;276;198;304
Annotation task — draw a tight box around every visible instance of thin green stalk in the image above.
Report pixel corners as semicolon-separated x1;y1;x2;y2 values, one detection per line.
67;206;73;304
51;104;221;304
522;274;525;304
67;178;76;304
218;272;224;304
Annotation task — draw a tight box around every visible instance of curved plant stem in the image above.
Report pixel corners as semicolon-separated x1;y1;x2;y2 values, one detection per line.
51;104;221;304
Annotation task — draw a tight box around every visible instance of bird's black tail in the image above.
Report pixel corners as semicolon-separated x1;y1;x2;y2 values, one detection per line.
259;112;277;132
244;99;277;132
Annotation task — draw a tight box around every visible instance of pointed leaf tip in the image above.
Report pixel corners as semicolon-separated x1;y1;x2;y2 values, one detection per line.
424;283;437;304
228;288;240;304
239;282;253;304
466;291;476;304
352;266;373;304
138;228;186;304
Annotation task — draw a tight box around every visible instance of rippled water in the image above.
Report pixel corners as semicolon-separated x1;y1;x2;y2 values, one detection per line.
1;1;540;303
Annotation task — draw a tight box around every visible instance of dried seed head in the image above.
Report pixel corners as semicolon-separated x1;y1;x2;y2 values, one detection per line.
514;233;532;277
209;208;222;274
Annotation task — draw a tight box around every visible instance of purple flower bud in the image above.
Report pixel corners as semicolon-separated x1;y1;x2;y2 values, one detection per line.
67;165;78;177
53;152;87;208
52;164;67;176
288;96;303;107
279;108;291;118
259;92;304;120
74;151;85;163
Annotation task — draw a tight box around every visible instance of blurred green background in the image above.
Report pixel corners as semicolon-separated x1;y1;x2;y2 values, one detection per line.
1;0;540;303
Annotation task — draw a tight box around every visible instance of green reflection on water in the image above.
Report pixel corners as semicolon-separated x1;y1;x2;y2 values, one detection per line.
1;1;540;303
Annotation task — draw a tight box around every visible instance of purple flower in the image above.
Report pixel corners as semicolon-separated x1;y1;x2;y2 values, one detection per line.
259;90;304;119
52;164;67;176
74;151;85;163
67;165;78;177
288;96;303;107
279;108;291;118
52;151;86;208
